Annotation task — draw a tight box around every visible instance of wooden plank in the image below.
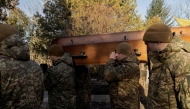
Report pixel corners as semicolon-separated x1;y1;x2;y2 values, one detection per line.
52;26;190;46
62;40;147;65
181;36;190;42
52;26;190;65
55;31;145;46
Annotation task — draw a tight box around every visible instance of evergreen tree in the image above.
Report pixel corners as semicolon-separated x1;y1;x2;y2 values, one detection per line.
144;16;162;29
30;13;49;56
69;0;143;36
6;8;30;40
0;0;19;22
29;13;50;63
145;0;174;27
31;0;143;58
30;0;72;59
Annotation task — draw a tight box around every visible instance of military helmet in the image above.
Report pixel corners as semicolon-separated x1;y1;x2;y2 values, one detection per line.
116;42;132;55
0;24;19;42
48;44;64;56
143;23;173;43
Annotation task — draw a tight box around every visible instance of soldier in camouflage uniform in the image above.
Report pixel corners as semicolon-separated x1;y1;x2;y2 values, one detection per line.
143;23;190;109
104;42;140;109
0;24;44;108
44;44;76;109
75;65;91;109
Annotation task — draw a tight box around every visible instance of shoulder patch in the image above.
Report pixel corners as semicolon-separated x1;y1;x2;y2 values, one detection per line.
122;63;127;67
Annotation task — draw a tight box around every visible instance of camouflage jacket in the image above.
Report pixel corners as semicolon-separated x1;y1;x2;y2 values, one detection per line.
147;35;190;109
75;65;91;109
0;34;44;109
104;53;140;109
44;52;76;109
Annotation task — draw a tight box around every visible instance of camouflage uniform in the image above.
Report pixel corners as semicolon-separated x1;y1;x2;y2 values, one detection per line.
104;53;140;109
44;52;76;109
147;35;190;109
0;34;44;109
139;84;148;108
75;65;91;109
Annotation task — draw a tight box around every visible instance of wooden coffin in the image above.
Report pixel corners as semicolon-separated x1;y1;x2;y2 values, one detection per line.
52;26;190;65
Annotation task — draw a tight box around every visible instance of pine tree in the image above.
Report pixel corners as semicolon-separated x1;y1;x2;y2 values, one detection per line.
69;0;143;36
145;0;174;27
144;16;162;29
0;0;19;22
31;0;144;58
6;8;30;40
30;0;72;59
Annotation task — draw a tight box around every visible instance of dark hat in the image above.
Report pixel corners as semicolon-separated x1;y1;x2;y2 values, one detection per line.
0;24;19;42
116;42;132;55
48;44;64;56
143;23;173;43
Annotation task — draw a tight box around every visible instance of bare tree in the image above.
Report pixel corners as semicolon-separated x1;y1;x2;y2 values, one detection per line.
170;0;190;19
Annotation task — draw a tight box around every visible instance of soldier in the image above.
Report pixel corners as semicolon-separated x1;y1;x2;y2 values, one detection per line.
104;42;140;109
44;44;76;109
0;24;44;108
75;65;91;109
143;23;190;109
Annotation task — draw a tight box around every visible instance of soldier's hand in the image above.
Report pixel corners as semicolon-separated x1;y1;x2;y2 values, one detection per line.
110;52;116;60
